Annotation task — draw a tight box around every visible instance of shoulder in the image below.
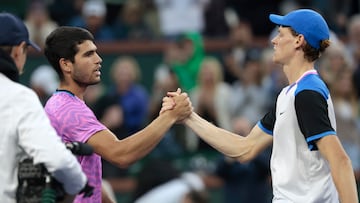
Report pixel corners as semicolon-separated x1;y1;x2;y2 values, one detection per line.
45;93;84;115
6;80;41;106
295;74;329;99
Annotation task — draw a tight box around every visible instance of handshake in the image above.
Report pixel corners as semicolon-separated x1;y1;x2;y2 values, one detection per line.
159;88;193;123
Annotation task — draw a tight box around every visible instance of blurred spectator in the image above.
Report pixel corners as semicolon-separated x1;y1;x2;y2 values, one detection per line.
222;22;255;84
170;32;205;92
48;0;84;26
91;84;124;143
24;0;58;48
226;0;282;37
29;64;59;106
318;39;352;86
112;0;153;40
311;0;351;36
203;0;229;38
229;48;272;126
261;47;287;108
153;0;209;40
186;56;232;152
345;14;360;98
94;56;149;137
343;12;360;67
84;83;105;109
141;0;162;39
104;0;126;25
68;0;115;41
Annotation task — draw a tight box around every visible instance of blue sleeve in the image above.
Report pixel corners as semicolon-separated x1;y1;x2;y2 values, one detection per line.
258;101;276;136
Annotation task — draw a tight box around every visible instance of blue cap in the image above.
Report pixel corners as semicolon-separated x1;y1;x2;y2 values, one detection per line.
0;12;41;51
269;9;329;49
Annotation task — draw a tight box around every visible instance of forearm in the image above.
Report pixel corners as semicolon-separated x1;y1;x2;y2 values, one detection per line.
317;136;359;203
96;91;191;167
331;158;359;203
113;111;177;166
184;112;252;160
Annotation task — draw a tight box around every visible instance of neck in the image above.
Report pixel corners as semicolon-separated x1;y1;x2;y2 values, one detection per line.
283;60;315;84
58;83;87;100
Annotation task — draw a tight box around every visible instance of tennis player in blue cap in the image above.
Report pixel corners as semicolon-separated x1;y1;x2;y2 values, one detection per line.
163;8;359;203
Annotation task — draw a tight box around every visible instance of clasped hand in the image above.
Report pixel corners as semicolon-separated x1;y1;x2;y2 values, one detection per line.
160;88;193;123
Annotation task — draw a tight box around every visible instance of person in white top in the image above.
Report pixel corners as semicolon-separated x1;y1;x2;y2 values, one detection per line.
154;0;209;39
0;12;88;202
163;9;359;203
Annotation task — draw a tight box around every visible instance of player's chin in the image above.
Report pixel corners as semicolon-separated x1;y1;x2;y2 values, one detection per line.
89;78;101;85
272;55;281;64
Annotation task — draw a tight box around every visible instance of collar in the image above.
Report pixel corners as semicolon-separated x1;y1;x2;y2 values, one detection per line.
0;49;19;82
55;89;75;96
286;69;318;94
295;69;318;84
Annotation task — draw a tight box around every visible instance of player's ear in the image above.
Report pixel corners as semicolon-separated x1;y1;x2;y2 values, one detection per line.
295;34;305;49
59;58;72;73
11;41;27;58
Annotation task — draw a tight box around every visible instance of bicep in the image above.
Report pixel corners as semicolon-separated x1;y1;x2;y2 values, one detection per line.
316;135;349;165
295;90;335;150
86;129;119;162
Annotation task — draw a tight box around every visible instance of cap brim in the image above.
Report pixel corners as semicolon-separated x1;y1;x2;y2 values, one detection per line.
269;14;289;26
27;40;41;52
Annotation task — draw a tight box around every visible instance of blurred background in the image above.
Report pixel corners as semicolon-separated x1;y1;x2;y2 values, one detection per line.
3;0;360;202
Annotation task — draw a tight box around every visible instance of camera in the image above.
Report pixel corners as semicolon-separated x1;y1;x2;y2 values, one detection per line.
16;142;94;203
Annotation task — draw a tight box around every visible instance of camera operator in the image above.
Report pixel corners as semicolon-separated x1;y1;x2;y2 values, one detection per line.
0;12;89;202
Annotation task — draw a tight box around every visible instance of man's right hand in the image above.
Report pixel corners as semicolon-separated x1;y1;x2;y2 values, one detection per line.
160;88;193;122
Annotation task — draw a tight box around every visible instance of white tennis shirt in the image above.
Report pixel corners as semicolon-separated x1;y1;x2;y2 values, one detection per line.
258;70;339;203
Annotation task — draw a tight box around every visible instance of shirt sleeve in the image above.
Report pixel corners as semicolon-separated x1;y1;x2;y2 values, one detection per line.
56;100;106;143
258;101;276;135
17;89;87;194
295;90;336;150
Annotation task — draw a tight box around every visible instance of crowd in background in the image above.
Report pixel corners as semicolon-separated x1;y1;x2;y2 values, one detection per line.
5;0;359;45
5;0;360;202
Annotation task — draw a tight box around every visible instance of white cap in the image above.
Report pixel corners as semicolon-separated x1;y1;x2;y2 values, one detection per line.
30;65;59;95
82;0;106;17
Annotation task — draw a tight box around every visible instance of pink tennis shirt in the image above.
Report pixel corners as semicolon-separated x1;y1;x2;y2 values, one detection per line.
45;90;106;203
